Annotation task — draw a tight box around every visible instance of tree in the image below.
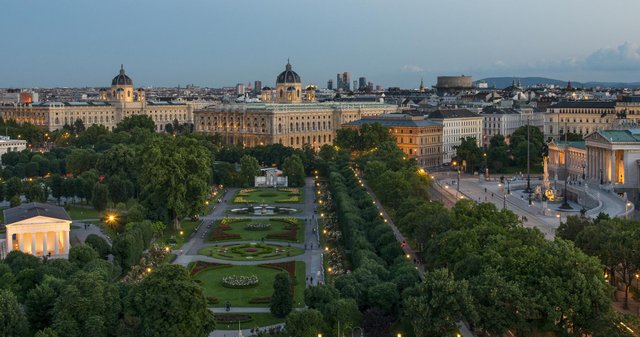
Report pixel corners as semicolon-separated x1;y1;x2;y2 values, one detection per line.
49;174;64;204
95;144;139;184
284;309;325;337
10;195;21;207
66;149;98;175
239;155;260;187
282;155;306;187
114;115;156;133
107;175;133;204
140;136;212;229
73;118;85;134
557;215;592;242
0;289;29;337
270;272;293;318
91;183;109;211
84;234;111;258
362;308;394;337
126;203;146;223
404;269;476;337
26;283;58;332
321;299;362;336
35;328;59;337
68;244;100;268
509;125;545;169
367;282;399;315
304;285;340;311
122;265;215;337
5;177;23;200
453;137;482;173
25;181;47;202
487;134;509;173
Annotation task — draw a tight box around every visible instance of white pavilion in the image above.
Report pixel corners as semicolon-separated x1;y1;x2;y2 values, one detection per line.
1;202;72;259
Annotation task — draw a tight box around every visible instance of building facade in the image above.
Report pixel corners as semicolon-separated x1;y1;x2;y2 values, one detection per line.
0;65;194;132
481;107;540;145
544;101;616;139
428;109;483;164
342;114;443;167
1;203;71;259
195;62;397;149
584;130;640;190
0;136;27;162
547;140;586;181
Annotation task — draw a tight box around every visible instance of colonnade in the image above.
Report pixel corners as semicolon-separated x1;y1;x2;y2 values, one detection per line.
6;230;70;256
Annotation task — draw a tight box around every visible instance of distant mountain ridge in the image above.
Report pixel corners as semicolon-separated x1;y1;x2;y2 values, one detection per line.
476;77;640;89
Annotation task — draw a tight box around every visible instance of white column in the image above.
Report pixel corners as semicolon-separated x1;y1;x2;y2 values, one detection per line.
31;233;36;255
19;233;24;252
42;232;48;256
6;232;12;252
54;231;59;255
64;230;69;254
612;150;616;184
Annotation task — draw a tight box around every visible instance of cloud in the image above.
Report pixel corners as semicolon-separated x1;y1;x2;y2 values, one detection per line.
400;65;425;73
585;42;640;71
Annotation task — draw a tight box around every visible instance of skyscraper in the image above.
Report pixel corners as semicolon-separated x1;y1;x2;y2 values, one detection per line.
337;73;343;91
254;80;262;93
343;72;350;91
327;80;334;90
359;77;367;91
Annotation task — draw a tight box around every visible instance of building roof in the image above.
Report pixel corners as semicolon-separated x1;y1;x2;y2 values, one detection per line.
111;65;133;86
550;140;586;150
4;202;71;225
276;61;301;84
343;114;442;128
595;129;640;143
481;107;520;115
428;109;481;119
549;101;615;109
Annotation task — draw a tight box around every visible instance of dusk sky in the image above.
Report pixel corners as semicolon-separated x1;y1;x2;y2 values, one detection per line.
2;0;640;88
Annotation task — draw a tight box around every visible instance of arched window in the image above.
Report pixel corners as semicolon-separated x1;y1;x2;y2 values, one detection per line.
280;89;283;97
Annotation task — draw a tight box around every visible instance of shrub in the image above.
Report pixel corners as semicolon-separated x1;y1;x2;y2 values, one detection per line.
222;275;259;288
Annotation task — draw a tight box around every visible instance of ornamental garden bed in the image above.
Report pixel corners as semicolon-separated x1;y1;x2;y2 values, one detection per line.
193;262;306;308
189;261;231;277
207;218;304;243
233;188;303;204
198;243;304;261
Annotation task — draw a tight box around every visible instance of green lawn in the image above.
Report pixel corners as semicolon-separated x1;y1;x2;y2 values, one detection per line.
160;219;200;249
64;205;102;220
208;218;304;243
234;188;303;204
214;313;284;330
198;243;304;261
194;262;306;308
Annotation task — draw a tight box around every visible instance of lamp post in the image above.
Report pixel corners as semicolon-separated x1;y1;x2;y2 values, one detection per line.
556;214;561;225
499;183;506;209
626;201;633;220
525;117;532;193
351;327;363;337
506;179;511;194
457;168;461;192
559;125;573;210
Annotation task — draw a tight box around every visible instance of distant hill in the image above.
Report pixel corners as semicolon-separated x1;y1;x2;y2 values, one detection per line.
476;77;640;89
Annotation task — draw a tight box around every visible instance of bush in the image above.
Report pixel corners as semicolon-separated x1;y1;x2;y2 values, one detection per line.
84;234;111;258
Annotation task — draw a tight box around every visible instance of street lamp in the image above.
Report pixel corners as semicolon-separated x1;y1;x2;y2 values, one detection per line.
556;214;561;224
626;201;633;220
457;168;461;192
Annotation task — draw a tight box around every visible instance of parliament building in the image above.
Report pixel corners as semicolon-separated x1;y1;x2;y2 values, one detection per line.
194;62;397;149
0;65;193;132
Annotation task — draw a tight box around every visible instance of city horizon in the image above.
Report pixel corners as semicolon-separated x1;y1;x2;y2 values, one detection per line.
1;0;639;88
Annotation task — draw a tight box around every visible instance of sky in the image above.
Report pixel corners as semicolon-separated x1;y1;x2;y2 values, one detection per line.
1;0;640;88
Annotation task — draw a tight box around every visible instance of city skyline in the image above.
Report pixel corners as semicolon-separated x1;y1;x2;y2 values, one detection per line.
1;0;640;88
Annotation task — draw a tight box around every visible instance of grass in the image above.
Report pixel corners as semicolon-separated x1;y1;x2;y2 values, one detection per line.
208;218;304;243
234;188;302;204
194;262;306;308
198;243;304;261
214;313;284;330
159;219;200;249
64;205;102;220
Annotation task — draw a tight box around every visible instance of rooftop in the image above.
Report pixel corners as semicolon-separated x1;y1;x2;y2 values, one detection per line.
428;109;481;119
4;202;71;225
595;129;640;143
549;101;616;109
343;114;442;128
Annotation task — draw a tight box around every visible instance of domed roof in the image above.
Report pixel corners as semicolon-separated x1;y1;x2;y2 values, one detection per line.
262;86;272;91
112;64;133;86
276;60;301;84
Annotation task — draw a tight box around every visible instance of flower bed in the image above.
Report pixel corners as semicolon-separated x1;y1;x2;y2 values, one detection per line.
245;223;271;231
265;219;298;241
248;296;272;304
210;229;241;241
259;261;296;279
222;274;259;289
214;314;254;323
190;261;231;277
207;296;219;305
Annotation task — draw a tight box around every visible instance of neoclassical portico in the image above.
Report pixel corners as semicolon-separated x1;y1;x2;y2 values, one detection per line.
3;203;71;258
585;130;640;191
